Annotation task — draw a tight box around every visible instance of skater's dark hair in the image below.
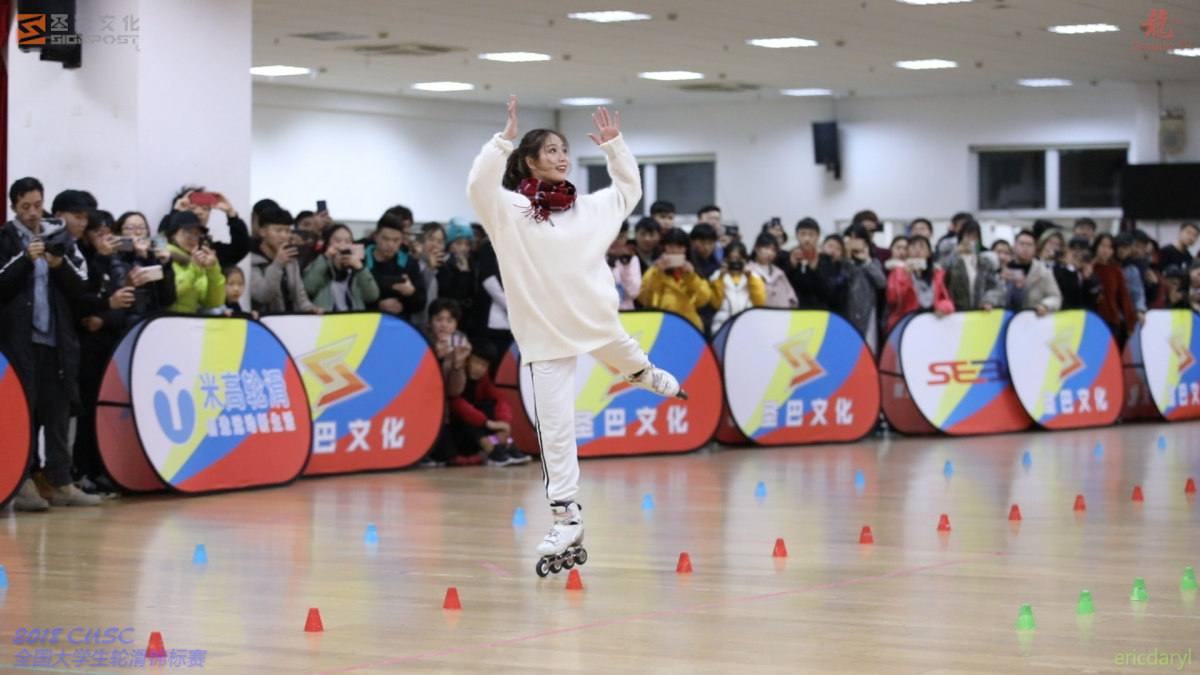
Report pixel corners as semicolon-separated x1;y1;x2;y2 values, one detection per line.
503;129;568;191
428;297;462;322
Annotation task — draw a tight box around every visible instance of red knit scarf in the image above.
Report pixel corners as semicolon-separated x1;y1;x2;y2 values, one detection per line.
516;178;576;224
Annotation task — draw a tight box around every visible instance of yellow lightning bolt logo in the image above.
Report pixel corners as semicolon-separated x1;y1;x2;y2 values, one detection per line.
1170;327;1195;374
575;332;645;415
298;336;370;410
1048;327;1084;382
778;329;825;389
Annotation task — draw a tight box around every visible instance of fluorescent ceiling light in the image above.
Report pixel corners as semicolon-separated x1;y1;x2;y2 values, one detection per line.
291;32;366;41
560;97;614;106
638;71;704;81
479;52;552;62
1170;48;1200;57
249;65;312;77
747;37;818;49
896;0;971;4
1018;78;1072;87
568;11;651;23
1048;24;1119;34
894;59;957;70
411;81;475;92
781;88;833;97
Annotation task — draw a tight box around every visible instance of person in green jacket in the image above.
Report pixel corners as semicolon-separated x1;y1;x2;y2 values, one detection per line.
304;224;380;312
161;210;226;314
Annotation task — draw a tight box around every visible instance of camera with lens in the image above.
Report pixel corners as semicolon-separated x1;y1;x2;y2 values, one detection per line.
40;229;77;258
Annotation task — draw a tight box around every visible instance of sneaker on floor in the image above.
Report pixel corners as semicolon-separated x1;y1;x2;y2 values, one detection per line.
32;471;55;501
626;364;688;400
14;478;49;512
50;483;102;507
504;444;532;464
486;448;514;467
415;455;446;468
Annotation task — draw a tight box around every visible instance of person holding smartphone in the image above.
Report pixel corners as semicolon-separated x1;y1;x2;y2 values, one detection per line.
171;186;249;269
467;96;689;570
885;235;954;331
304;224;380;312
638;228;712;331
249;207;319;315
942;220;1004;312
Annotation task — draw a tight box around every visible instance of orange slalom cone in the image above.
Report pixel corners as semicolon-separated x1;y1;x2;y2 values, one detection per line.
937;514;951;532
1073;494;1086;511
1008;504;1022;521
566;568;584;590
676;552;693;573
859;525;874;544
443;587;462;610
1186;478;1197;494
304;608;324;632
1132;486;1145;501
772;538;788;558
146;632;166;659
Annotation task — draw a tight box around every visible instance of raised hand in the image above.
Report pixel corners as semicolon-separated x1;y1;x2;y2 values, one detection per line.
587;107;621;145
502;95;519;140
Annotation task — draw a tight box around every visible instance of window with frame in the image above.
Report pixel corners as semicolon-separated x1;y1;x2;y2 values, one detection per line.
1059;148;1126;208
978;150;1046;210
585;157;716;220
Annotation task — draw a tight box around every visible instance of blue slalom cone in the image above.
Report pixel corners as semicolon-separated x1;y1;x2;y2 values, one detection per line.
0;565;8;587
512;507;526;526
641;494;654;510
364;524;379;544
1021;451;1032;467
943;460;954;476
854;470;866;486
192;544;208;564
1157;436;1167;450
755;481;767;498
1093;443;1103;458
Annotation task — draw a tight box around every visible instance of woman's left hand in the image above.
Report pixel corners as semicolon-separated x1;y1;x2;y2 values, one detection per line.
587;107;620;145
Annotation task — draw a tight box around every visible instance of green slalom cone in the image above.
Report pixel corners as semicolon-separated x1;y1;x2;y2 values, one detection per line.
1076;590;1095;615
1016;604;1036;629
1131;577;1148;602
1182;567;1198;591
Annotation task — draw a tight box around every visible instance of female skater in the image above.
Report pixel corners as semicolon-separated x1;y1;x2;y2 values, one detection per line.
468;96;686;574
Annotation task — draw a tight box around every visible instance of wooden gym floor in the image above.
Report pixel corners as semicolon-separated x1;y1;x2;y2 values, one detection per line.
1;421;1198;674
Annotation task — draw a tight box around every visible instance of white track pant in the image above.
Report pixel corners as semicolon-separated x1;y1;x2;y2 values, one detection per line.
528;335;651;503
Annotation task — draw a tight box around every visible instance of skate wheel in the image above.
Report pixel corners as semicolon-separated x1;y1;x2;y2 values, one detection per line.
549;560;563;574
535;558;550;577
562;556;575;569
575;548;588;565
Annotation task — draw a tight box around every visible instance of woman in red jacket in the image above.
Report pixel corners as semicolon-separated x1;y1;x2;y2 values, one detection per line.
1091;233;1137;345
885;235;954;332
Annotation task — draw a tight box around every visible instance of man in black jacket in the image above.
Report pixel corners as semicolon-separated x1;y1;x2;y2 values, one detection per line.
365;211;425;324
783;217;842;311
0;178;100;510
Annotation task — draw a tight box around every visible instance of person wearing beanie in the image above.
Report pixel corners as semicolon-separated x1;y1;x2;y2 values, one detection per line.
438;218;486;338
467;97;689;570
163;210;226;314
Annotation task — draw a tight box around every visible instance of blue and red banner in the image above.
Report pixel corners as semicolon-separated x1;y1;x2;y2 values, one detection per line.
721;309;879;444
0;347;31;506
879;312;938;436
1137;309;1200;420
900;310;1032;435
518;311;722;457
129;317;312;492
261;313;443;474
96;319;166;492
1005;310;1123;429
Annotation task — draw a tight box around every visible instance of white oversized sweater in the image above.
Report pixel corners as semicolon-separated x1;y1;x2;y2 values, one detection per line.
467;132;641;362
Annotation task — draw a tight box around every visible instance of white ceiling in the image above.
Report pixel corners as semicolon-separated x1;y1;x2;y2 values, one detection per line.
252;0;1200;108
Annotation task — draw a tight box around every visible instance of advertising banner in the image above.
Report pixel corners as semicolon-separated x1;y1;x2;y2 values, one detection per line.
710;321;751;445
494;342;541;457
879;313;938;436
0;348;31;505
518;311;722;457
130;317;311;492
96;320;167;492
722;309;879;444
1005;310;1123;429
262;313;442;474
1121;324;1160;422
900;310;1032;435
1137;309;1200;420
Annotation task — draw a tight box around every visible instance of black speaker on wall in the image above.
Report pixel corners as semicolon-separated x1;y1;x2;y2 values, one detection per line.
17;0;81;69
812;121;840;180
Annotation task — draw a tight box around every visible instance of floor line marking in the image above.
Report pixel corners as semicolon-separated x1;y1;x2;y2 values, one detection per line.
310;551;1008;674
474;559;510;577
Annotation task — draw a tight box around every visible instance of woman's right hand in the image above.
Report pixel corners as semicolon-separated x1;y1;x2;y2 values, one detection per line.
502;95;518;140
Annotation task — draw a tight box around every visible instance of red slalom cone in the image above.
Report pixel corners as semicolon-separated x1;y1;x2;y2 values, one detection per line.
859;525;874;544
772;538;788;558
1073;494;1087;511
1186;478;1197;494
566;569;584;590
1008;504;1022;521
304;608;324;632
442;587;462;610
676;552;693;573
146;632;166;659
1132;486;1145;502
937;514;951;532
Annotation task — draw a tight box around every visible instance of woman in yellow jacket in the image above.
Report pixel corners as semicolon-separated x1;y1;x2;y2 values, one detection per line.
638;228;712;331
161;211;226;314
709;241;766;334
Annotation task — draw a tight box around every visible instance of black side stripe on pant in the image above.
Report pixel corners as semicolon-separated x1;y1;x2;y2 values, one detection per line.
529;363;550;498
